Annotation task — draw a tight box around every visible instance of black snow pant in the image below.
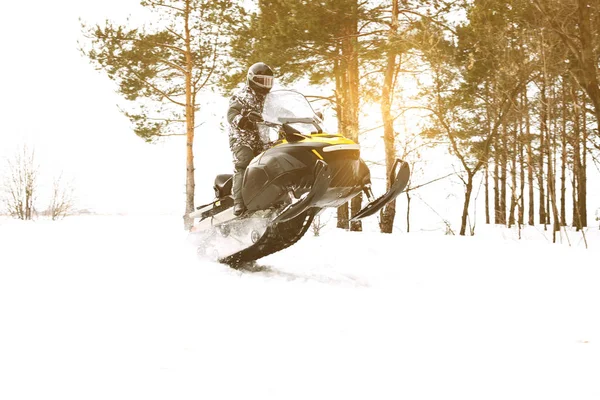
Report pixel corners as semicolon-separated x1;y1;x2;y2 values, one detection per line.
232;145;256;206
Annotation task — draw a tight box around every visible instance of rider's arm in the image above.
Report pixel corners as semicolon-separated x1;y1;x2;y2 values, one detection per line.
227;95;254;131
227;96;243;125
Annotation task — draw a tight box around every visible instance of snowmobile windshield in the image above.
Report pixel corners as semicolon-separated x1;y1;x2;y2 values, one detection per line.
262;90;322;135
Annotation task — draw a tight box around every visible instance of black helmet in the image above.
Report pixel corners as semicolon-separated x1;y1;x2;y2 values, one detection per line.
247;62;274;95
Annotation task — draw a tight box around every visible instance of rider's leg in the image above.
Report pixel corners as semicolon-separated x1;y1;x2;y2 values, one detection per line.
232;145;254;216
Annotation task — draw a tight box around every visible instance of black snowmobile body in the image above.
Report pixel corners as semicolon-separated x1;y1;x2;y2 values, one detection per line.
188;90;410;266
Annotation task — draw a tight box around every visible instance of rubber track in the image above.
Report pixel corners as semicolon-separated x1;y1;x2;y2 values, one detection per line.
220;209;316;267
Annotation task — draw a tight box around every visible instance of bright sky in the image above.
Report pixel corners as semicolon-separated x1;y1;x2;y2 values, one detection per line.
0;0;232;215
0;0;360;217
1;1;598;225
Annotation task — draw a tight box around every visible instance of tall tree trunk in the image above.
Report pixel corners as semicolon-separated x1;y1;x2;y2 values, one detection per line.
494;133;500;224
560;77;567;226
337;0;361;231
485;86;491;225
548;155;561;241
337;204;349;229
508;121;517;228
500;122;507;225
548;145;561;239
547;82;560;236
346;0;362;232
525;91;535;225
334;49;349;230
485;164;490;224
460;172;475;236
546;86;554;228
379;0;399;234
571;83;582;230
183;0;195;231
580;91;588;227
539;78;547;227
519;136;525;226
406;191;411;233
518;95;525;226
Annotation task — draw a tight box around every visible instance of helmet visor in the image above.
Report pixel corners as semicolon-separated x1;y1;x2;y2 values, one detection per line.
251;74;274;89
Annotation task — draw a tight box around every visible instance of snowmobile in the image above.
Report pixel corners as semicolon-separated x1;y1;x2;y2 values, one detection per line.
188;89;410;266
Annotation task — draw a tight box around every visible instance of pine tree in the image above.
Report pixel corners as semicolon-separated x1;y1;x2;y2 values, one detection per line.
81;0;241;229
228;0;391;231
415;0;534;235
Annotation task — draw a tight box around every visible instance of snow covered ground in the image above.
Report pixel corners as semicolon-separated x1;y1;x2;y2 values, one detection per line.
1;215;599;400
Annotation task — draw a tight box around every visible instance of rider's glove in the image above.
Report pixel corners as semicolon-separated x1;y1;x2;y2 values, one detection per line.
238;110;263;130
246;110;264;123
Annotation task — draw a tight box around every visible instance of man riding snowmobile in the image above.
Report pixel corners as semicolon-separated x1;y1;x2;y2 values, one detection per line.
227;62;275;216
189;79;410;266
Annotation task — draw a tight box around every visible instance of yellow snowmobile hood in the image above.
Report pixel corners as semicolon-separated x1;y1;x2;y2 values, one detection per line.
275;133;357;146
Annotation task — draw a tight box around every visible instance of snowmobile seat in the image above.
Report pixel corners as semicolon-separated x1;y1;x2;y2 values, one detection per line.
214;174;233;198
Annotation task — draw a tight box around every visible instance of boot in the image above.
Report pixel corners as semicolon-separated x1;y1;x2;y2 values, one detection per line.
233;202;246;216
232;146;253;217
232;171;246;216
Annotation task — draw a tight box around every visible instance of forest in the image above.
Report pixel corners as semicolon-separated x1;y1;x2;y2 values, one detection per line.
79;0;600;238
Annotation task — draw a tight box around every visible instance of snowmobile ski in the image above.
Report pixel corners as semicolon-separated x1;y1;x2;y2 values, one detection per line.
189;197;234;222
350;159;410;221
